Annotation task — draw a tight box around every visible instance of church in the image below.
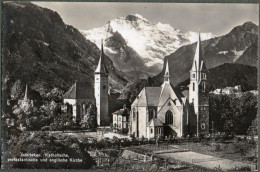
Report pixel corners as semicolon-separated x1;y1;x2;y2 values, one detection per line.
129;33;210;139
63;41;110;126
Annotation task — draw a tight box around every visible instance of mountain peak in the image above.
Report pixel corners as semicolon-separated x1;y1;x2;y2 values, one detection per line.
242;21;257;27
125;14;148;22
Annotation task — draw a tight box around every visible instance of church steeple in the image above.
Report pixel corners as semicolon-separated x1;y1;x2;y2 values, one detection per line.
24;84;28;101
191;33;207;83
95;39;109;126
164;59;170;83
95;40;108;74
189;32;209;137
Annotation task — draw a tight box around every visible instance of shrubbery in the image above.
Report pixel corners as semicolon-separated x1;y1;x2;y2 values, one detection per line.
209;92;257;135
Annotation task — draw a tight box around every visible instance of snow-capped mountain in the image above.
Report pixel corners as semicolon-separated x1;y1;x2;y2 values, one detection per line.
81;14;214;77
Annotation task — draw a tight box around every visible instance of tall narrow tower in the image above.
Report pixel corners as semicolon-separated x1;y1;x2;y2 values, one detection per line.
22;84;29;107
189;33;209;137
95;40;109;126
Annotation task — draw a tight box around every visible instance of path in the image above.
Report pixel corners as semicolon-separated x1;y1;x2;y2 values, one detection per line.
160;151;256;171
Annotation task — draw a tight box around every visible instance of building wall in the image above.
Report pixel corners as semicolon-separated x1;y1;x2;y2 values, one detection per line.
189;69;210;137
137;106;147;138
63;99;95;123
147;126;154;139
130;107;137;137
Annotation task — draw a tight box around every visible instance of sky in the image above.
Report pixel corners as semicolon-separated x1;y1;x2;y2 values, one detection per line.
33;2;258;36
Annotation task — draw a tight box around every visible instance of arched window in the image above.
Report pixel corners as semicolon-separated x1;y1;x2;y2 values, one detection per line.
165;110;173;125
193;82;195;91
149;108;156;122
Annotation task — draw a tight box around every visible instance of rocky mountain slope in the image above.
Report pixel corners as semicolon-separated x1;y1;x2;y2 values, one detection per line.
153;21;258;86
81;14;214;77
2;2;127;99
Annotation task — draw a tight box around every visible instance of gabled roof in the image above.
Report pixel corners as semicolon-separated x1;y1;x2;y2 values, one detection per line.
145;87;162;106
112;108;129;116
64;82;95;99
131;88;147;107
148;118;163;127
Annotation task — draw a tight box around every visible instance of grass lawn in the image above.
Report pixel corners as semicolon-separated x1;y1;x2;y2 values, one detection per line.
176;140;257;163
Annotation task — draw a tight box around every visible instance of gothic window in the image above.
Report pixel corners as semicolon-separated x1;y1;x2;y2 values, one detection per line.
149;108;156;122
201;123;205;129
202;82;206;92
165;110;173;125
118;116;121;121
192;73;196;78
193;82;195;91
151;128;153;133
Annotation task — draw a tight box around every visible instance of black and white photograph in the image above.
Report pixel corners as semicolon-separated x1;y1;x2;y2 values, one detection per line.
1;1;258;170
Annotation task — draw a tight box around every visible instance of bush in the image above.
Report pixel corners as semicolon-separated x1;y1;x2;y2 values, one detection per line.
215;144;222;152
233;141;252;156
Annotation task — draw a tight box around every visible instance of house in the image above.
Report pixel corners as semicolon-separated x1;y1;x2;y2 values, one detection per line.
129;33;210;139
112;105;130;132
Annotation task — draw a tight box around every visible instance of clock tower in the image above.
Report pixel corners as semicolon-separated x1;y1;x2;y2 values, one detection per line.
95;40;109;126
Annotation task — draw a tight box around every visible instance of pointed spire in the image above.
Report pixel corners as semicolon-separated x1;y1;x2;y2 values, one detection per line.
24;84;28;101
164;58;170;83
95;39;107;74
191;32;206;72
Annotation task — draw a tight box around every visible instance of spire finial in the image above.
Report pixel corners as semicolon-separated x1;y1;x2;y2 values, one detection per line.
95;39;107;74
164;58;170;83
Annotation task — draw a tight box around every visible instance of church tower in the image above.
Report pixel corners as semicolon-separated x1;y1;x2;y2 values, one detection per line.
189;33;209;137
22;84;29;107
95;40;109;126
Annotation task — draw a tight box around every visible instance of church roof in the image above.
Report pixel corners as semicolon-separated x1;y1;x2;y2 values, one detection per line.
148;118;163;127
64;82;95;99
145;87;162;106
95;40;108;74
131;87;162;107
